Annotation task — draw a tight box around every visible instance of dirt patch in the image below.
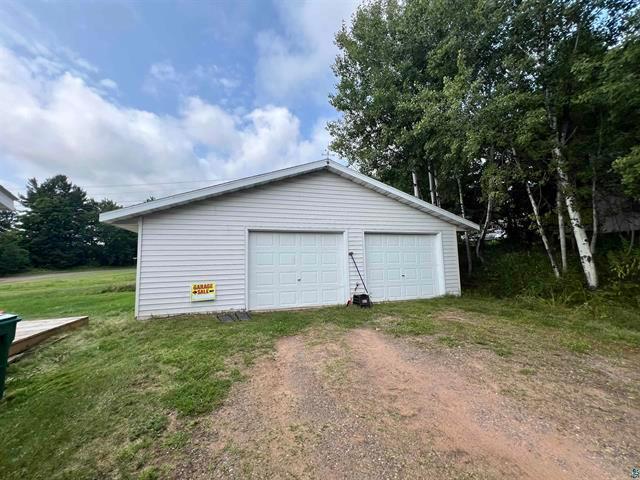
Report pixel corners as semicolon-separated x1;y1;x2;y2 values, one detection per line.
174;326;637;479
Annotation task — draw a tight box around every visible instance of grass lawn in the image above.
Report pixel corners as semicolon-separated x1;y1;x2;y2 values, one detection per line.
0;268;638;479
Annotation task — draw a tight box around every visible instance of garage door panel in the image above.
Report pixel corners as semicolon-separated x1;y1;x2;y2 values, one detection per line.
322;253;337;265
322;270;338;283
256;253;274;265
255;292;275;307
322;289;340;302
300;271;317;283
387;252;401;264
387;268;401;281
301;235;318;247
256;234;274;247
249;231;345;310
402;236;416;247
278;253;296;265
370;286;385;298
404;268;418;280
279;272;297;285
388;285;402;299
368;252;384;264
278;233;296;246
365;233;439;302
419;268;433;281
405;285;419;297
404;252;417;264
369;268;384;281
278;291;297;306
256;272;274;287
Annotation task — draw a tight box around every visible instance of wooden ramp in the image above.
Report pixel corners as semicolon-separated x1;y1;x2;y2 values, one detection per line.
10;316;89;356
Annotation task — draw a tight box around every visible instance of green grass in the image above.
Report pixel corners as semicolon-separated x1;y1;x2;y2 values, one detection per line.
0;268;638;479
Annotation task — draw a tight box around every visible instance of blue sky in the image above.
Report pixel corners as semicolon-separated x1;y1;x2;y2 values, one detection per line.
0;0;357;205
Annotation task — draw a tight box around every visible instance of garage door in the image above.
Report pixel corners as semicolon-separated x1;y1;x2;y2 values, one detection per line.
365;233;439;301
248;231;345;310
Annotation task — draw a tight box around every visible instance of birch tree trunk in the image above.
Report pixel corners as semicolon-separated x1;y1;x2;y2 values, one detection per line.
590;169;598;253
557;189;568;273
555;147;598;288
427;161;436;204
457;177;473;275
433;171;441;207
525;181;560;278
475;193;492;264
411;171;421;199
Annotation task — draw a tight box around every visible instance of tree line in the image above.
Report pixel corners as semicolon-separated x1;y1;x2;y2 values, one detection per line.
0;175;137;275
329;0;640;289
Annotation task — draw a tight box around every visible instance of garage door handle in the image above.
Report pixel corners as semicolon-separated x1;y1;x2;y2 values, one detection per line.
401;274;405;277
297;278;301;282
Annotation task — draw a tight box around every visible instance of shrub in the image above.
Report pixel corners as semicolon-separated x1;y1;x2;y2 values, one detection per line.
607;244;640;282
0;231;30;275
469;248;586;303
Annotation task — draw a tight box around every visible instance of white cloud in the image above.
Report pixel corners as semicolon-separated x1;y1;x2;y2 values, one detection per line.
255;0;358;102
181;96;240;150
99;78;118;90
143;60;240;97
0;1;98;77
0;45;331;205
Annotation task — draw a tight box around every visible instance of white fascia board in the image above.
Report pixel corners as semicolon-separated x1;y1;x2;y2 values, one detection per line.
100;159;479;231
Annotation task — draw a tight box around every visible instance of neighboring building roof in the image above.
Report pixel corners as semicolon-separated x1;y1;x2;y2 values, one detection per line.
100;159;480;231
596;195;640;233
0;184;18;211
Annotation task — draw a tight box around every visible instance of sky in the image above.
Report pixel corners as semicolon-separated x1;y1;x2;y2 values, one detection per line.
0;0;358;205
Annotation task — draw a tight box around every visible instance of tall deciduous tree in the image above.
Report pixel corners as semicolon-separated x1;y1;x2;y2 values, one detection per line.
329;0;639;288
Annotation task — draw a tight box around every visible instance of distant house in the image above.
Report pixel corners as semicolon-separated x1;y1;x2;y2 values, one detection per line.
0;185;17;211
597;195;640;234
101;160;479;319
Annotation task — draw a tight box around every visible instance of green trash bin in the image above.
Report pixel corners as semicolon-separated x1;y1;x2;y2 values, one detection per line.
0;313;21;400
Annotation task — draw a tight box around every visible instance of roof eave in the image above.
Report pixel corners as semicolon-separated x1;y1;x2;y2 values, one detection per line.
100;160;330;224
100;159;480;231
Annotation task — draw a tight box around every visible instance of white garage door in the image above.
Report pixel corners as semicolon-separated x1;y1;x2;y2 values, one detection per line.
365;233;440;301
248;231;345;310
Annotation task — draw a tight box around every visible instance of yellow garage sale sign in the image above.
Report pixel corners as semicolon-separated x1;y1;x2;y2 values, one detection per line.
190;282;216;302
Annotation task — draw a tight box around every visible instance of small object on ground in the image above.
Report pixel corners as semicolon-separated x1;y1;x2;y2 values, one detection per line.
0;313;22;399
352;293;371;308
217;313;237;323
349;253;372;307
236;311;251;321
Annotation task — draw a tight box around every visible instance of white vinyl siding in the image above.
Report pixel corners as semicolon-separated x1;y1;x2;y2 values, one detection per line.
136;170;461;318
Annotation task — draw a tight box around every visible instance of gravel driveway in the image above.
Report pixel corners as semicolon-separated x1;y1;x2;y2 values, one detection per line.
174;325;636;479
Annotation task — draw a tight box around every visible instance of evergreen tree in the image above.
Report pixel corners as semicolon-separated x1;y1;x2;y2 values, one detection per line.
20;175;96;268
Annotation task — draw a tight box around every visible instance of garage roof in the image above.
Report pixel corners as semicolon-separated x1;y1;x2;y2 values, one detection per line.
100;159;479;231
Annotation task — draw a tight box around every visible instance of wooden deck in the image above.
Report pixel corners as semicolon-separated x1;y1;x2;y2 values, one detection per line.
10;316;89;356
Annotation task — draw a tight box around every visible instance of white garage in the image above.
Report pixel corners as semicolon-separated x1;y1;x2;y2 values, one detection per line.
100;159;478;319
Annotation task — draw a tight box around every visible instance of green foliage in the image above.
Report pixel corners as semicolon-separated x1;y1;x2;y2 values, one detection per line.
607;244;640;282
2;176;137;276
468;240;640;312
0;231;30;275
0;210;18;233
94;200;137;266
613;146;640;200
330;0;640;286
20;175;97;269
